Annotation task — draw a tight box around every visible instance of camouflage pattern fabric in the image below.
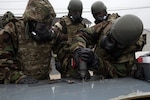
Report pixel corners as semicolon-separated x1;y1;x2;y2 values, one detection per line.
52;15;86;78
0;22;25;84
0;19;53;81
18;20;53;79
0;0;56;83
1;11;16;27
23;0;56;26
70;13;146;78
20;0;56;80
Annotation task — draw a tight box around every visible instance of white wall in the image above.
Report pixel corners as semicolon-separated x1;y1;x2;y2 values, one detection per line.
0;0;150;28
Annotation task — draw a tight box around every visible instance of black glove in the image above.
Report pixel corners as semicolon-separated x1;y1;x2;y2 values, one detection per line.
73;48;99;70
17;76;38;84
74;48;93;66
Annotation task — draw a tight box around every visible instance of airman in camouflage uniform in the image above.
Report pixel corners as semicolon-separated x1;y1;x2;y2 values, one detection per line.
22;0;56;80
0;0;56;84
91;1;120;25
91;1;108;24
0;11;37;84
70;14;146;79
52;0;86;78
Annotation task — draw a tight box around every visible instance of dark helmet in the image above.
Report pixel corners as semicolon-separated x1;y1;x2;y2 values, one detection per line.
68;0;83;12
91;1;107;24
67;0;83;23
23;0;56;25
1;11;16;27
111;14;143;45
91;1;107;18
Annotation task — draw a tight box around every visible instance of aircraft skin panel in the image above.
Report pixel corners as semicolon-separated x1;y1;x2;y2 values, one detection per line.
0;77;150;100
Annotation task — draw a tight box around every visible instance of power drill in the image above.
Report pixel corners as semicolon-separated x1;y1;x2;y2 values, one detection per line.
79;60;88;81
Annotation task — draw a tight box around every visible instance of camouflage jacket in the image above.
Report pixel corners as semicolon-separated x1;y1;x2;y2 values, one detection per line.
18;19;54;80
0;0;56;82
20;0;56;80
0;18;54;80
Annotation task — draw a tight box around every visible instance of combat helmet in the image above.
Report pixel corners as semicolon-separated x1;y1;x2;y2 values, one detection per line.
91;1;107;18
68;0;83;13
1;11;16;27
111;14;143;45
23;0;56;25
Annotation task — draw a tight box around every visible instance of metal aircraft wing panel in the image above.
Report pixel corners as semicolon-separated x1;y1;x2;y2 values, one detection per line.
0;77;150;100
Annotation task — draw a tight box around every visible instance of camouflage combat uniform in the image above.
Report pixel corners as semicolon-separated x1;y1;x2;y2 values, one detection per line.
21;0;56;80
70;14;146;78
0;20;25;84
52;15;86;78
0;0;56;83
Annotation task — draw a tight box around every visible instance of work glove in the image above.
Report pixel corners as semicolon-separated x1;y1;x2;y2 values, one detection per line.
73;48;100;79
73;48;99;69
17;76;38;84
74;48;94;65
